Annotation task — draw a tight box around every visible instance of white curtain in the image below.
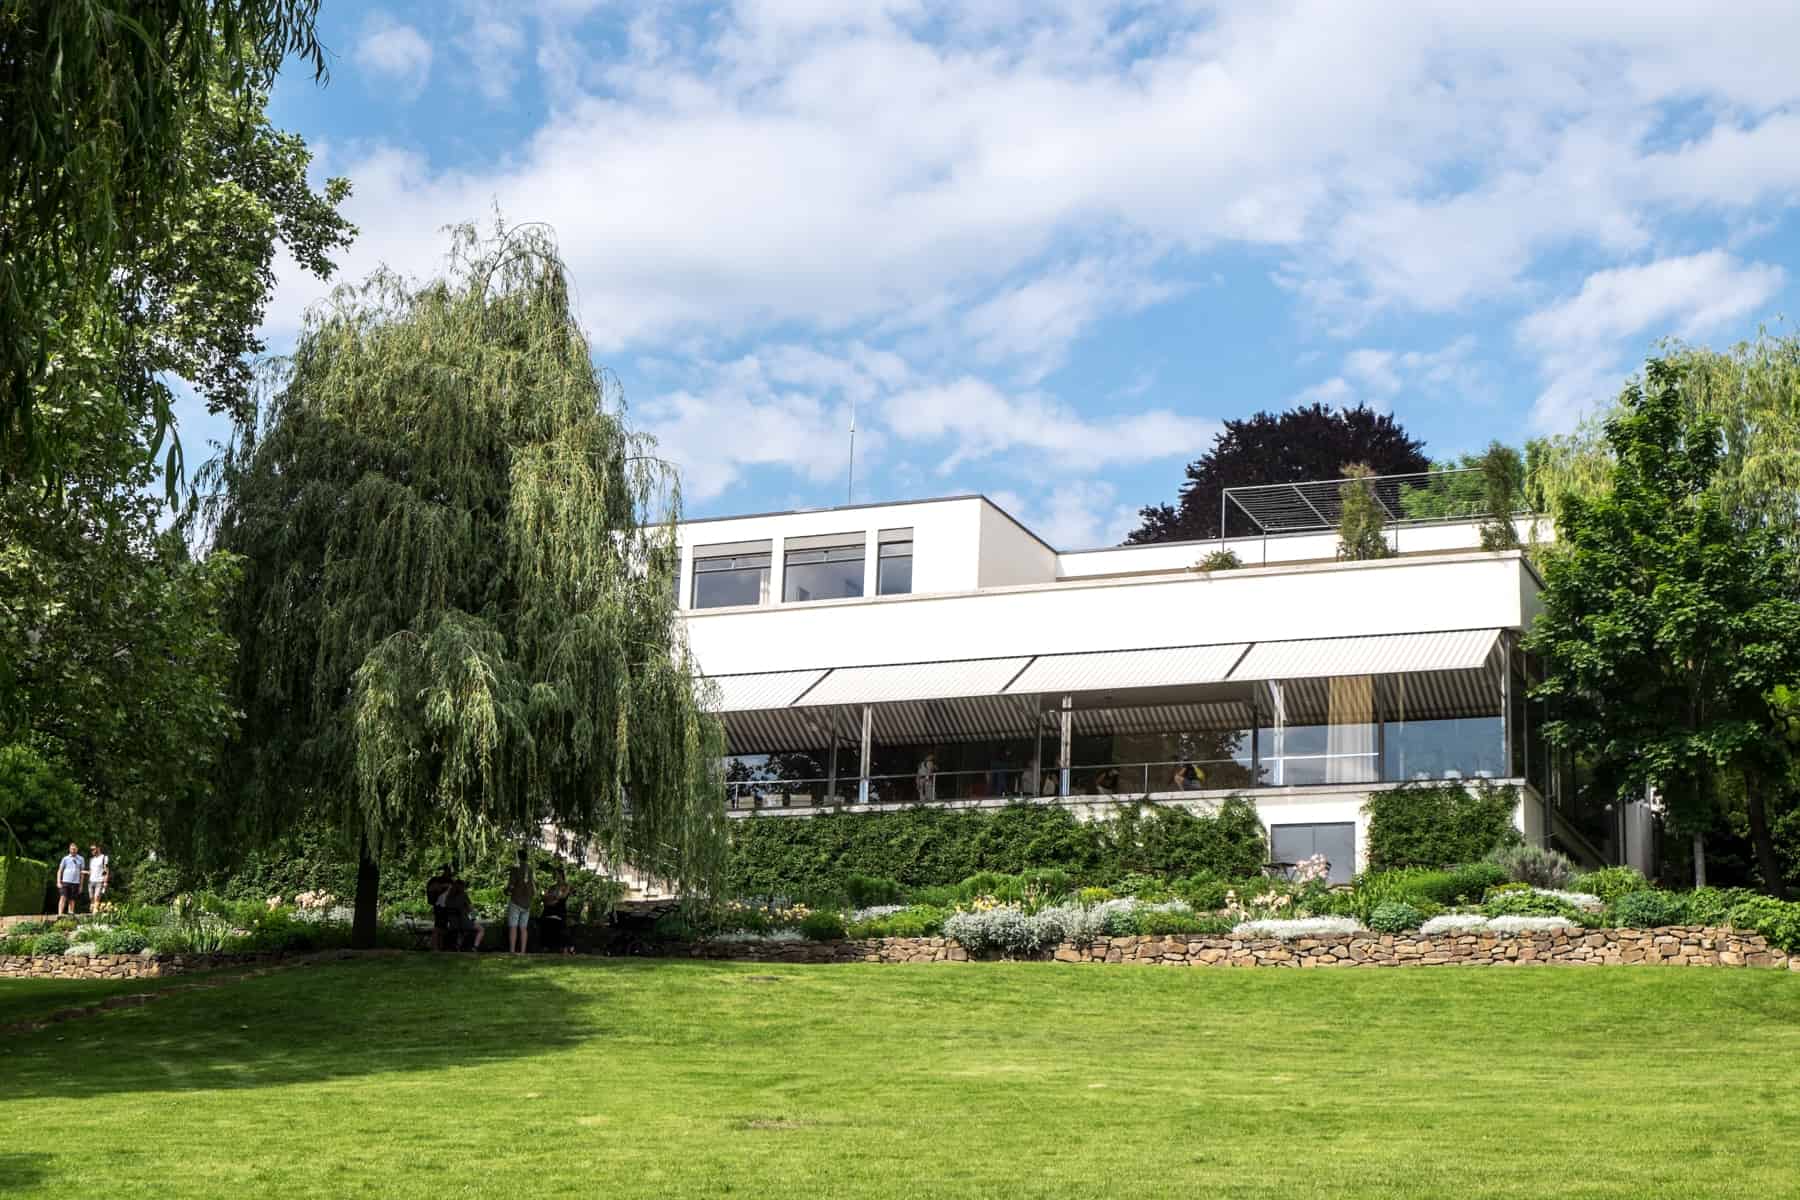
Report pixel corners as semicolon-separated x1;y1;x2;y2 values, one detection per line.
1327;675;1377;783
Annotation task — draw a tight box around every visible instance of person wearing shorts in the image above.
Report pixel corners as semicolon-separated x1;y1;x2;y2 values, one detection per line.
86;844;109;907
505;851;536;955
56;843;85;915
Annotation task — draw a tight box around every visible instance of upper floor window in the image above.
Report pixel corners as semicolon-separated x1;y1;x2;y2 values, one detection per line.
692;543;771;609
784;542;864;603
878;532;913;595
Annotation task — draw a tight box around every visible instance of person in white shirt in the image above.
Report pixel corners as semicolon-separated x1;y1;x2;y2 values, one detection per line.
86;844;109;908
56;843;85;915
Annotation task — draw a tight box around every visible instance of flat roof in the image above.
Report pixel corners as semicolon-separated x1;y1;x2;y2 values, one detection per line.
679;494;1057;554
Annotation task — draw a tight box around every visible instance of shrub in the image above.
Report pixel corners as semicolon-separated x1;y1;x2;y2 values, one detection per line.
0;935;31;954
652;913;701;942
240;913;319;954
1196;549;1243;572
1077;887;1115;904
122;856;187;905
1486;843;1578;889
1172;872;1230;911
64;940;100;957
1232;917;1362;939
846;905;948;939
32;932;69;956
0;855;49;916
844;874;904;908
1726;896;1800;953
908;885;960;909
1576;866;1649;905
95;928;149;955
944;906;1040;956
1364;783;1520;870
1113;872;1171;902
1367;901;1425;933
1349;866;1489;920
1135;911;1234;937
1482;889;1581;920
797;909;847;941
1684;886;1760;926
1610;890;1688;929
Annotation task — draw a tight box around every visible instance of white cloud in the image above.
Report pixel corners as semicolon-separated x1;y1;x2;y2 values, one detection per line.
261;2;1800;513
354;12;433;98
637;343;1215;505
990;481;1140;549
1519;251;1786;430
881;376;1217;474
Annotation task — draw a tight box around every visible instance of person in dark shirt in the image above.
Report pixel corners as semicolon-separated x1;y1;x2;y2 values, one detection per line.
426;864;455;951
540;867;573;956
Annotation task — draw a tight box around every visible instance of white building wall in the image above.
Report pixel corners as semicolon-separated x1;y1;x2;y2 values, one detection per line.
976;500;1058;588
684;552;1534;676
678;497;997;608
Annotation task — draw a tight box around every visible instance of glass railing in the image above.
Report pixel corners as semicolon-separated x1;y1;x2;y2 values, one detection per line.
725;756;1508;810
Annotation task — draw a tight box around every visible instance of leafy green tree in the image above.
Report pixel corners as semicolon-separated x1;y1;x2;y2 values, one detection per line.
1526;360;1800;897
1336;464;1393;560
196;224;727;945
1129;404;1429;543
1;0;328;489
0;41;350;866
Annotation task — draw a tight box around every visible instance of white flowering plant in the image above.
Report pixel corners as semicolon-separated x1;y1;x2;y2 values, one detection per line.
1231;917;1364;939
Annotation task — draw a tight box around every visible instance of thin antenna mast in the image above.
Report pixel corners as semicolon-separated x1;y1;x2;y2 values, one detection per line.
846;393;857;504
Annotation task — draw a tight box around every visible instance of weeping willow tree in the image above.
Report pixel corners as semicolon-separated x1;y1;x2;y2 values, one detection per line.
191;223;725;944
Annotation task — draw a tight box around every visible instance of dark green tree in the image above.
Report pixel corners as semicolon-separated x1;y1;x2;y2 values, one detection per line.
1;0;328;489
1129;404;1429;543
1525;360;1800;896
0;48;349;859
196;224;727;944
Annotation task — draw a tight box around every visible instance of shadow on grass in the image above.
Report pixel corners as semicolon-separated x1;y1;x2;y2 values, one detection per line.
1;955;611;1099
0;1155;50;1191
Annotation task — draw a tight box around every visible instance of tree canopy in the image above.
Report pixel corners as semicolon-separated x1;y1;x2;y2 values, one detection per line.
1128;403;1429;543
195;224;727;939
1524;359;1800;897
0;29;350;868
0;0;327;489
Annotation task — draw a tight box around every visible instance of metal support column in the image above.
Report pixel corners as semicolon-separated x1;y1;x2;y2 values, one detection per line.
1058;695;1073;797
826;731;839;804
857;704;873;805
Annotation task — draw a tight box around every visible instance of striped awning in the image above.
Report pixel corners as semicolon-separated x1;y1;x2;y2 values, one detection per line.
1228;629;1500;682
1008;643;1249;696
798;656;1033;707
701;668;829;712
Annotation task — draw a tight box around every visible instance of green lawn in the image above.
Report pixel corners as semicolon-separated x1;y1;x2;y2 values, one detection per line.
1;958;1796;1199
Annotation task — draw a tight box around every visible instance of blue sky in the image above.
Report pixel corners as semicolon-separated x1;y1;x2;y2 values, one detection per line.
191;1;1800;547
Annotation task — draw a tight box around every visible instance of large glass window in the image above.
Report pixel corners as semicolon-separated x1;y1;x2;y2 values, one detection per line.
878;538;913;596
692;549;770;609
1271;823;1357;884
1272;677;1379;785
1378;669;1505;782
1069;699;1258;795
784;543;864;603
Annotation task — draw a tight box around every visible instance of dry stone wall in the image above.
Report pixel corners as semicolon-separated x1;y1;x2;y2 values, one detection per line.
688;926;1796;969
0;952;272;980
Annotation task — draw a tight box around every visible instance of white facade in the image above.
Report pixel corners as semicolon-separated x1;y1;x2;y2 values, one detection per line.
679;495;1558;881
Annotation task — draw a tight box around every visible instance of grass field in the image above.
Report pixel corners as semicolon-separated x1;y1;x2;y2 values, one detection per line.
1;957;1797;1199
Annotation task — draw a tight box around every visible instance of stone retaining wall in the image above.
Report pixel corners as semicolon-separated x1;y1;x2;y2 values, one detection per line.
0;952;274;980
688;926;1797;969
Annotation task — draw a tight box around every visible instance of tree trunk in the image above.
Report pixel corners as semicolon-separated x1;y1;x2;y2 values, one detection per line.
352;834;379;949
1691;832;1706;889
1744;789;1789;900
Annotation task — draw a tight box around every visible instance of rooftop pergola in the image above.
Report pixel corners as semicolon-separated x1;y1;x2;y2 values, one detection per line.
1220;466;1517;536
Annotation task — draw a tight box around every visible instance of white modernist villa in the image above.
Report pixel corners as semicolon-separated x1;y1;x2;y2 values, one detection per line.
678;480;1591;883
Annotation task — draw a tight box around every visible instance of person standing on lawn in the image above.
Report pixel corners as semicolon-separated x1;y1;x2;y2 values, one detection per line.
56;843;84;915
426;863;455;951
539;867;573;955
86;844;109;909
444;878;484;951
505;850;536;955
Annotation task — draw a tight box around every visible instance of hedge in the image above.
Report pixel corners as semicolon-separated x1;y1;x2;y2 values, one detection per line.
727;799;1268;900
0;855;49;916
1364;782;1521;870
